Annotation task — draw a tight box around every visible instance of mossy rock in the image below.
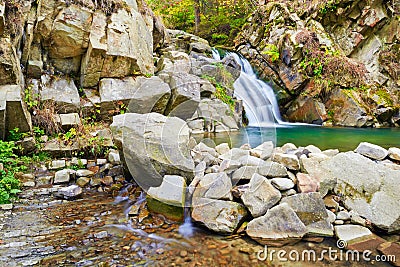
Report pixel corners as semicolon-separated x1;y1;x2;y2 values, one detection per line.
146;196;184;222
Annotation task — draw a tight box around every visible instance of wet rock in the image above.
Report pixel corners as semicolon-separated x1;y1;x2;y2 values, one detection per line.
246;203;307;247
56;185;82;199
388;147;400;161
241;173;281;217
271;178;295;190
111;113;194;189
281;193;333;237
325;88;369;127
250;141;274;160
191;198;247;234
355;142;388;160
272;153;300;170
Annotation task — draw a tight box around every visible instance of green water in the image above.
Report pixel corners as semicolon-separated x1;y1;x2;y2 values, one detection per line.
199;125;400;151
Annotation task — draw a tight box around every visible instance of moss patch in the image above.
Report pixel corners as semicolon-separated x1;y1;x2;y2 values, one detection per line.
146;196;184;222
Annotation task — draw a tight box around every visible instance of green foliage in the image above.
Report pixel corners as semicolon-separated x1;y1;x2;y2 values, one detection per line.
24;83;39;111
376;89;393;106
262;44;280;62
147;0;254;46
8;128;29;141
320;0;338;14
215;83;235;111
0;140;20;204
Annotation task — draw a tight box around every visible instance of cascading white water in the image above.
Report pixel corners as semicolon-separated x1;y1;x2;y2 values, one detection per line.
212;49;286;127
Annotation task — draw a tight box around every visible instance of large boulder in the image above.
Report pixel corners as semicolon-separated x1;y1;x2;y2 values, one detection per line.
354;142;388;160
40;75;80;113
48;5;92;59
194;99;239;132
281;193;334;236
110;113;194;189
241;173;281;217
319;152;400;233
193;172;233;201
246;203;308;247
164;72;201;120
0;85;32;139
191;198;247;234
127;76;171;114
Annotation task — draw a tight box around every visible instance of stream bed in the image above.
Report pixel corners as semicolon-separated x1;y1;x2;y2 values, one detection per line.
1;184;395;266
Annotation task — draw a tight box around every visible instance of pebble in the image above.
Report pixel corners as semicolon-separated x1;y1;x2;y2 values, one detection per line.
180;250;188;257
94;231;108;239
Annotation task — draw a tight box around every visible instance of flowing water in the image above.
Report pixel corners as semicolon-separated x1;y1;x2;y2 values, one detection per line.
210;49;400;150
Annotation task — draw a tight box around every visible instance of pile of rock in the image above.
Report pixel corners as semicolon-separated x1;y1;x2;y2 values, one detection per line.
17;149;125;199
180;140;400;254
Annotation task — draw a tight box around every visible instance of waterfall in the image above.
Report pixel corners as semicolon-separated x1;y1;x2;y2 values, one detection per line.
212;49;287;127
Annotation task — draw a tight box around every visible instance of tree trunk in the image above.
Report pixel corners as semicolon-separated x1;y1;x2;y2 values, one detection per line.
194;0;201;33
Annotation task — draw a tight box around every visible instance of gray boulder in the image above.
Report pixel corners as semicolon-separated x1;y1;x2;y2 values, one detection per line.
388;147;400;161
111;113;194;189
246;203;307;247
164;72;201;120
191;198;247;234
281;193;334;237
147;175;186;207
130;76;171;114
321;152;400;232
241;173;281;217
272;153;300;170
40;75;80;113
250;141;274;160
194;172;233;200
355;142;388;160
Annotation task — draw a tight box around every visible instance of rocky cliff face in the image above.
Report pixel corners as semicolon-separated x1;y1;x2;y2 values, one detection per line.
235;0;399;127
0;0;241;140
